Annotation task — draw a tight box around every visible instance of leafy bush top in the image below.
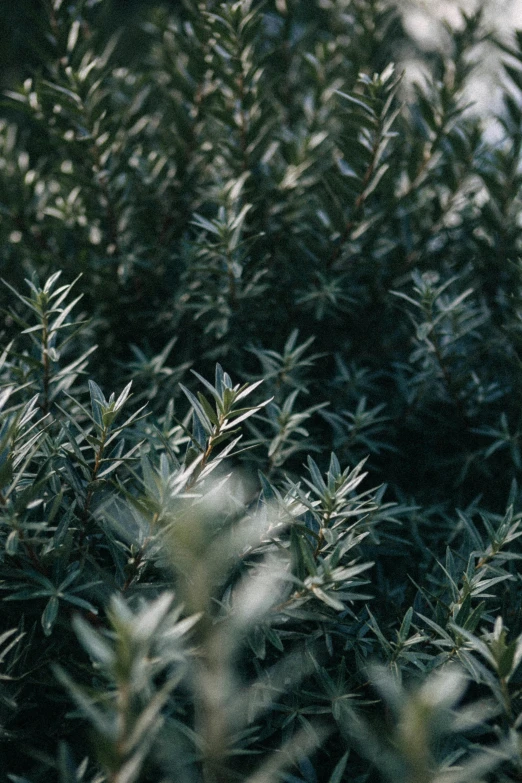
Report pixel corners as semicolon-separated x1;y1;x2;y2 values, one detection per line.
2;2;522;782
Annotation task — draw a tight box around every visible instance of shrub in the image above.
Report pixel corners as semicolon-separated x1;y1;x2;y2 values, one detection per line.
2;1;522;782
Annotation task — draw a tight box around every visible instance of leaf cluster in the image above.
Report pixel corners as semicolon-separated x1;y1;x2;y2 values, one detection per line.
2;2;522;783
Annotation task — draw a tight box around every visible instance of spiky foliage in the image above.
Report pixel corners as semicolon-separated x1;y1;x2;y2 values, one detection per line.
2;2;522;783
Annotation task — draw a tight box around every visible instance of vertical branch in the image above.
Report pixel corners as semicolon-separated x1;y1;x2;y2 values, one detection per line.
79;426;108;541
237;67;249;175
40;308;51;416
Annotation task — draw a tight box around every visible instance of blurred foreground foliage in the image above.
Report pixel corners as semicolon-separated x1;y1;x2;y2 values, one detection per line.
3;1;522;782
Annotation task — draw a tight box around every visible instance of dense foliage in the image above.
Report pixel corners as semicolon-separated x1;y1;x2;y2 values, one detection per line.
3;1;522;781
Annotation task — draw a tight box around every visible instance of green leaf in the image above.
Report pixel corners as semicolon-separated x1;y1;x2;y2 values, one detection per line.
89;380;106;428
179;384;213;434
42;596;59;636
328;752;349;783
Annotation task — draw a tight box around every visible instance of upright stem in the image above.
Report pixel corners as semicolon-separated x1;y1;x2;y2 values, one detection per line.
314;511;332;558
428;322;468;425
41;310;50;415
326;114;384;271
196;630;230;783
79;427;108;540
237;67;249;175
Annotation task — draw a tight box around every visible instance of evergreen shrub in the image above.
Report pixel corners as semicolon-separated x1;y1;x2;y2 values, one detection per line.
2;1;522;781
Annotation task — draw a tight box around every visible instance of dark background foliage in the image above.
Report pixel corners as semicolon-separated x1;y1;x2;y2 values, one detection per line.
2;2;522;782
